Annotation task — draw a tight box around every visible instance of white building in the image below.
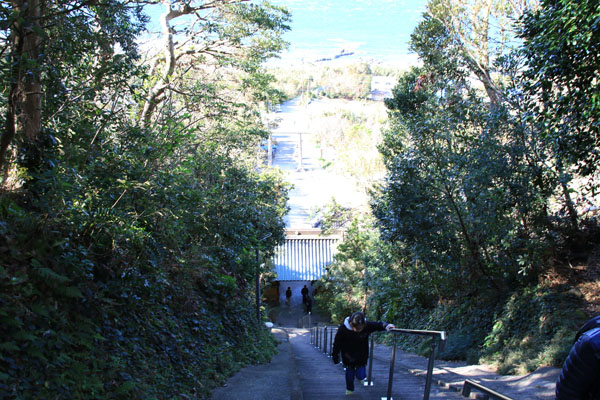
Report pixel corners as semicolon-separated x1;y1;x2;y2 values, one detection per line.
369;75;396;101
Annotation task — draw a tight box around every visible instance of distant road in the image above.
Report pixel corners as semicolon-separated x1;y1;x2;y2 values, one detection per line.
269;97;366;228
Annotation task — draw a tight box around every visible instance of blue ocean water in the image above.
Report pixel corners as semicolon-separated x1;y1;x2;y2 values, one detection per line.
143;0;428;64
270;0;428;63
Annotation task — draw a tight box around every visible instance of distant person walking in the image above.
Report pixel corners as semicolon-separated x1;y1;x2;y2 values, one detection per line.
301;284;309;304
332;311;395;395
556;315;600;399
285;287;292;306
304;296;312;314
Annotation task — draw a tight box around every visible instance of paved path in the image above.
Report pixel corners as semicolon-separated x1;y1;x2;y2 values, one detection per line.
209;328;302;400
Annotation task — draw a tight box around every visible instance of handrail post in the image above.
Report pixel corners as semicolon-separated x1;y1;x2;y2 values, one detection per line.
320;326;324;350
367;333;375;386
386;333;397;400
317;327;323;349
323;327;328;354
462;381;472;397
423;338;437;400
329;327;334;355
319;326;322;350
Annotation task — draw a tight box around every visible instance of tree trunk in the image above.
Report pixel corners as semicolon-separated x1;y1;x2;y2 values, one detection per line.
0;0;42;173
139;1;179;128
20;0;42;141
556;157;579;231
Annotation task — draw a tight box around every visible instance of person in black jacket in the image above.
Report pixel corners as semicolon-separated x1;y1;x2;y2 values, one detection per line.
301;285;309;304
285;287;292;306
331;311;395;395
556;315;600;400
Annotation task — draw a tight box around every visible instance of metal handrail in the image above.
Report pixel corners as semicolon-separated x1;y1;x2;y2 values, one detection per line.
298;312;312;328
462;380;514;400
368;328;446;400
312;325;338;355
312;325;446;400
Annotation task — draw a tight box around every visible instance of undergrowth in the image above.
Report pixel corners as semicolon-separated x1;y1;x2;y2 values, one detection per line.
378;283;589;375
0;196;277;399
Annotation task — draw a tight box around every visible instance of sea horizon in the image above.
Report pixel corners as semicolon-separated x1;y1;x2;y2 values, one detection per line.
268;0;428;67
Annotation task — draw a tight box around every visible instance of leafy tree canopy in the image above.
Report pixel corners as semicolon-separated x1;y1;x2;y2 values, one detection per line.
519;0;600;181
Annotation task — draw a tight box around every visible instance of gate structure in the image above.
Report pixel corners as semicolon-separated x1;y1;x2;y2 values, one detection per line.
273;229;342;281
269;228;343;308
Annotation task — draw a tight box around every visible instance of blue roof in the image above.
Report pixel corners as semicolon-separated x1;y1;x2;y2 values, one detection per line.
273;237;338;281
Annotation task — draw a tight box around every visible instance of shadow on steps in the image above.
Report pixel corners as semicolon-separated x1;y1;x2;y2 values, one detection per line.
268;304;332;328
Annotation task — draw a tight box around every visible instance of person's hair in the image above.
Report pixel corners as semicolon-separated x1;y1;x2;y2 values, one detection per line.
350;311;365;332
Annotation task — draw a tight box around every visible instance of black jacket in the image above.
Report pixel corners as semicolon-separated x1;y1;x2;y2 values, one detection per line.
556;316;600;400
332;318;388;367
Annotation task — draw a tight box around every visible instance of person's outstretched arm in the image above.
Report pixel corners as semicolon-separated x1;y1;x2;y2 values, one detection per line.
367;320;395;333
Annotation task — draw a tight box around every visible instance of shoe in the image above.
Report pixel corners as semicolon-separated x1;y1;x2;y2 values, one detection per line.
345;389;354;395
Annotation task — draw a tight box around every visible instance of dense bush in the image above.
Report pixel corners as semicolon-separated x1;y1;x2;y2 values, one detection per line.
0;1;290;398
480;286;588;374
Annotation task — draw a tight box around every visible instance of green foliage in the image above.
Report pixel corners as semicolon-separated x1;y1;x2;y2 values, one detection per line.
315;216;373;321
376;63;552;298
519;0;600;183
0;0;290;398
312;0;600;377
358;0;600;374
0;171;283;397
306;100;387;188
480;285;587;374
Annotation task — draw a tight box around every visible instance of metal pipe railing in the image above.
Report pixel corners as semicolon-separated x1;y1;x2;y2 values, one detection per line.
312;325;446;400
462;380;514;400
366;335;375;386
312;325;338;355
298;312;312;329
386;333;398;399
329;326;334;355
384;328;446;400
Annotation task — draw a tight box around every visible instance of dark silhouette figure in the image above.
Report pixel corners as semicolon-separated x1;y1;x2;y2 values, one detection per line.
301;284;309;304
304;296;312;314
285;287;292;306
